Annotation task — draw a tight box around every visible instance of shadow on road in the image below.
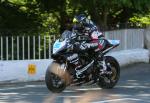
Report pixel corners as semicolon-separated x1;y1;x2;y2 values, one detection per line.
0;63;150;103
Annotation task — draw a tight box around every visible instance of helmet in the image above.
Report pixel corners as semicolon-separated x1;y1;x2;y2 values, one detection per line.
73;14;86;24
73;14;87;30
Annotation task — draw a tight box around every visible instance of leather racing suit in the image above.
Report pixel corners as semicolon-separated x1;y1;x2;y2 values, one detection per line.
72;14;108;52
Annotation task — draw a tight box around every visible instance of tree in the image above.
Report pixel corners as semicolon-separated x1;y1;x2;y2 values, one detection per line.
71;0;150;30
0;0;44;35
37;0;71;33
0;0;150;36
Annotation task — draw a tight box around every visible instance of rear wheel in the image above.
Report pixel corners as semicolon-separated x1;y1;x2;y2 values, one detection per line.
45;62;68;93
97;56;120;89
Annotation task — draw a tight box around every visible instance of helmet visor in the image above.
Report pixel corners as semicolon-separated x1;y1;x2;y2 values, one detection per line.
73;18;78;23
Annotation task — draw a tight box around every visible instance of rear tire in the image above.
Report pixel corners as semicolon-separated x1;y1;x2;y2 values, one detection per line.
97;56;120;89
45;62;67;93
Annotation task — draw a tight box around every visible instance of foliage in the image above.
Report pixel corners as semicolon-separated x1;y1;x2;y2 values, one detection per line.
0;0;59;36
70;0;150;30
0;0;150;36
130;13;150;27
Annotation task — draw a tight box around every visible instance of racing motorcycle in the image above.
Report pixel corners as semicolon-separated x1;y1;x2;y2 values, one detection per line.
45;30;120;93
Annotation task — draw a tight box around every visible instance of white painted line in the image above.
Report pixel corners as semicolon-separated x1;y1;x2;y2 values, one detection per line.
117;85;150;89
63;90;77;93
27;84;45;88
112;94;131;97
92;98;142;103
58;96;81;98
0;93;19;95
137;94;150;97
75;88;101;91
0;85;45;91
0;87;27;91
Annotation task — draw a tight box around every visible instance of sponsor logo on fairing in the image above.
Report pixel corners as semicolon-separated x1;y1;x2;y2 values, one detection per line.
76;60;94;76
67;54;78;61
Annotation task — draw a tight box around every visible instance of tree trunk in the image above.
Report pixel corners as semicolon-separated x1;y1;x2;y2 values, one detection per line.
90;7;109;31
58;0;69;34
59;11;67;33
101;7;108;31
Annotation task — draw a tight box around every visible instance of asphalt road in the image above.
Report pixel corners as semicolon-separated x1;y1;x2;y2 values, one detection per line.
0;63;150;103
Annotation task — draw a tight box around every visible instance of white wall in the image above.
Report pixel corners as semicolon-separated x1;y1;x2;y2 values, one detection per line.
0;59;52;83
145;28;150;55
107;49;149;66
0;49;149;83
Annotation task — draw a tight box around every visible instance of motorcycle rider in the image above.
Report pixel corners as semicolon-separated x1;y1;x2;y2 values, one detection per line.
69;14;112;74
72;14;111;54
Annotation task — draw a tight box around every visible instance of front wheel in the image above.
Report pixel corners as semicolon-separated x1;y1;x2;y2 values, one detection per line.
97;56;120;89
45;62;68;93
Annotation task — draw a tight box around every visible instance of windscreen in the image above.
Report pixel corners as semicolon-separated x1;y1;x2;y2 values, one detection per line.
61;30;73;40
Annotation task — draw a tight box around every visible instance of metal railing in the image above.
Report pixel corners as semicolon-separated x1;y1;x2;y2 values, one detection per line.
0;35;55;60
0;29;145;60
104;29;144;51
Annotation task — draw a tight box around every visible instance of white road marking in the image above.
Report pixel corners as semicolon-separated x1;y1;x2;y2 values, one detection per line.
0;85;45;91
25;85;45;88
137;94;150;97
0;87;27;91
58;96;81;98
92;98;142;103
75;88;101;91
63;90;77;93
112;94;131;97
117;85;150;89
0;93;19;95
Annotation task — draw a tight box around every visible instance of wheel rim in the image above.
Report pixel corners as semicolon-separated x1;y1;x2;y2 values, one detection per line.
111;66;117;81
103;63;118;83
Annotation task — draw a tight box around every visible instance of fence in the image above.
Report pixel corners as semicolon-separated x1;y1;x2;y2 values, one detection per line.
0;29;145;60
104;29;144;51
0;35;55;60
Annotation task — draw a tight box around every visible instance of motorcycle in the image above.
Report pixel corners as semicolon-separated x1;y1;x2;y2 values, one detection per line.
45;30;120;93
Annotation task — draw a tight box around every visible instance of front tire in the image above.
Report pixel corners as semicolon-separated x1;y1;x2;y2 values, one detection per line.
45;62;67;93
97;56;120;89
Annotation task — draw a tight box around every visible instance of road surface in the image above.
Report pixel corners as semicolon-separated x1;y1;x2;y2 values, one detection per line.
0;63;150;103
